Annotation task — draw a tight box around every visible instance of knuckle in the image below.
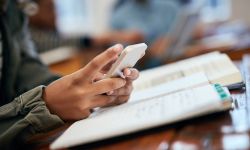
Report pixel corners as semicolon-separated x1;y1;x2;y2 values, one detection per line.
126;85;131;91
106;48;116;57
69;73;81;85
124;96;130;102
80;89;89;97
124;95;130;100
106;96;115;104
117;89;123;95
123;99;129;104
82;110;91;118
97;96;114;107
90;58;100;69
111;96;117;102
76;89;87;99
119;79;126;86
71;77;81;85
108;81;118;89
124;85;133;95
118;96;129;104
78;104;86;111
79;106;91;117
110;90;117;95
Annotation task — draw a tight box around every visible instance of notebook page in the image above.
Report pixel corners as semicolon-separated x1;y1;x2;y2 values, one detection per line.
51;85;230;149
134;53;242;91
90;73;209;117
134;53;222;90
129;72;209;103
136;51;221;80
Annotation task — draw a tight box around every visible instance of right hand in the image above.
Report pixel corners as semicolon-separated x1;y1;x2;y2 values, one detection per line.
43;44;127;121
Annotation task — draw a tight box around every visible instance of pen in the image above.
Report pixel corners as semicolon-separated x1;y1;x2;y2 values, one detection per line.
226;82;245;90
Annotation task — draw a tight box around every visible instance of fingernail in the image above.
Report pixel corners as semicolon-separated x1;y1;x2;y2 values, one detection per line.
126;69;131;76
113;44;123;52
107;91;114;95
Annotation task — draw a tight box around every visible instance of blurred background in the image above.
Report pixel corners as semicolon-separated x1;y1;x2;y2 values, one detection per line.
28;0;250;74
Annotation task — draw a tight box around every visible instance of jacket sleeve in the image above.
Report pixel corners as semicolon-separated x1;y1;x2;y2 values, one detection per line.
0;86;64;149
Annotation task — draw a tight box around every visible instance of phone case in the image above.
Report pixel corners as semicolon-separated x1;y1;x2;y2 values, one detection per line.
106;43;147;78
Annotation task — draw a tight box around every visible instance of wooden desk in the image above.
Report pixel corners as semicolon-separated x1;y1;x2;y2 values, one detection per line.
48;50;101;76
48;47;250;76
183;44;250;62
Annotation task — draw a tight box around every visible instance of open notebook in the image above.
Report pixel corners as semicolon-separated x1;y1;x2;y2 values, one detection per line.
51;84;233;149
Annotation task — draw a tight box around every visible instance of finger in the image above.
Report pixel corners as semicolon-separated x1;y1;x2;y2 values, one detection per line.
115;95;130;105
110;84;133;96
78;110;91;120
83;44;123;81
101;58;117;73
123;68;139;80
93;72;105;82
107;90;114;95
118;95;130;104
90;78;126;95
68;109;91;120
103;95;130;107
89;95;117;108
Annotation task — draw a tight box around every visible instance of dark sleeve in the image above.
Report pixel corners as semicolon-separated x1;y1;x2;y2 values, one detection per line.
15;17;60;96
0;86;64;150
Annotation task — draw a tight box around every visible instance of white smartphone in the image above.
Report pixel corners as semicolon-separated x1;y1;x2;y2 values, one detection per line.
105;43;148;78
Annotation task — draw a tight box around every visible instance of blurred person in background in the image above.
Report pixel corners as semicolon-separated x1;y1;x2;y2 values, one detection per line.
168;0;250;59
109;0;194;69
0;0;139;149
111;0;179;45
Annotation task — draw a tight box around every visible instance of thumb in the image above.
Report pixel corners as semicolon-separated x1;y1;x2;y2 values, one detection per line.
79;44;123;82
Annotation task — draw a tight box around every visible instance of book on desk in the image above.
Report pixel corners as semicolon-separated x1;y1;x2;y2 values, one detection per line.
50;52;244;150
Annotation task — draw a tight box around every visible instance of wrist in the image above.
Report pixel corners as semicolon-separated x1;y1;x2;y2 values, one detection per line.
42;86;55;114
